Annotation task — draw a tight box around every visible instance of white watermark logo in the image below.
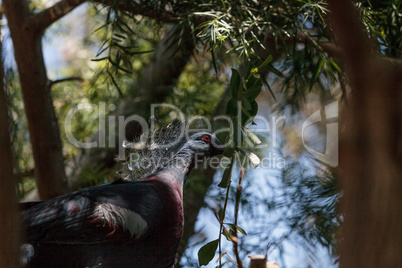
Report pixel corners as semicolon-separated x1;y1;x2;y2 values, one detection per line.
63;101;338;169
302;101;338;167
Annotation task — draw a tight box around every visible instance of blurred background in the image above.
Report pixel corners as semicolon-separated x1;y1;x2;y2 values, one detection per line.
1;0;400;267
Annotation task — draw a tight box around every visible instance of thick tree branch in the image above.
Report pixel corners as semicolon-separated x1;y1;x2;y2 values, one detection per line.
31;0;178;33
32;0;86;32
4;0;70;199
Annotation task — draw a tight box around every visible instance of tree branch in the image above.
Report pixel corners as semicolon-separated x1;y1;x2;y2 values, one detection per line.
293;32;343;59
32;0;86;33
233;167;245;268
31;0;178;33
48;76;85;88
264;32;342;59
95;0;178;23
266;31;402;71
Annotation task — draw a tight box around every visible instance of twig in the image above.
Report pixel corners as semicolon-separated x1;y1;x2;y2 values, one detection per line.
264;31;342;59
15;169;35;179
218;154;235;268
48;76;85;88
295;32;342;58
233;167;246;268
219;181;231;267
266;236;284;260
287;32;402;67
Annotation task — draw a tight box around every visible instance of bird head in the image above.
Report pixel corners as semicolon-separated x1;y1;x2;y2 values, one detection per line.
184;132;224;157
120;125;224;180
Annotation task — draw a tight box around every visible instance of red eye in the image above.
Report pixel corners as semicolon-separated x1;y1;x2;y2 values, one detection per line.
203;135;210;142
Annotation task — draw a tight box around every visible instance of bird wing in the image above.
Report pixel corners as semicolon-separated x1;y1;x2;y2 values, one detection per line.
21;181;163;244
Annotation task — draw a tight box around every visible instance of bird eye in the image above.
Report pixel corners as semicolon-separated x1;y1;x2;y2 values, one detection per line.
202;135;211;142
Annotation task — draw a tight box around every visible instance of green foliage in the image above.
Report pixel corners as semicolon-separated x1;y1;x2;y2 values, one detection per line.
198;239;219;266
279;161;340;255
217;61;269;187
88;5;162;94
217;158;234;188
358;0;402;58
199;58;273;265
5;70;36;199
225;223;247;236
164;61;226;117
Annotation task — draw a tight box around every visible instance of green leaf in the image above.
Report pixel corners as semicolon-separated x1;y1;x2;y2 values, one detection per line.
222;228;233;241
246;73;258;90
245;79;262;102
107;70;123;96
223;146;235;157
241;106;253;120
226;98;238;116
198;239;219;266
242;98;251;110
218;161;233;188
210;47;219;75
328;59;342;73
238;148;261;168
128;49;155;55
250;100;258;117
260;75;276;101
244;128;262;145
267;65;284;78
261;77;276;101
247;152;260;168
218;208;224;221
258;55;273;71
91;57;109;62
230;68;241;99
225;223;248;235
310;56;324;91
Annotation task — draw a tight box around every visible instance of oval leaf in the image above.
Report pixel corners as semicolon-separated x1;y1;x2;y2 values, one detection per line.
239;148;261;168
218;163;233;188
244;128;262;145
226;98;238;116
218;208;224;221
258;55;273;70
250;100;258;117
225;223;248;236
198;239;219;266
247;152;261;168
223;146;235;157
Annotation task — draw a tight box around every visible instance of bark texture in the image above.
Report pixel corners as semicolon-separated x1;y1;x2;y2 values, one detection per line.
0;29;21;267
327;0;402;266
3;0;68;200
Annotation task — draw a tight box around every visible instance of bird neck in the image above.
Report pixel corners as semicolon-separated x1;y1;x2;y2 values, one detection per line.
157;146;196;188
